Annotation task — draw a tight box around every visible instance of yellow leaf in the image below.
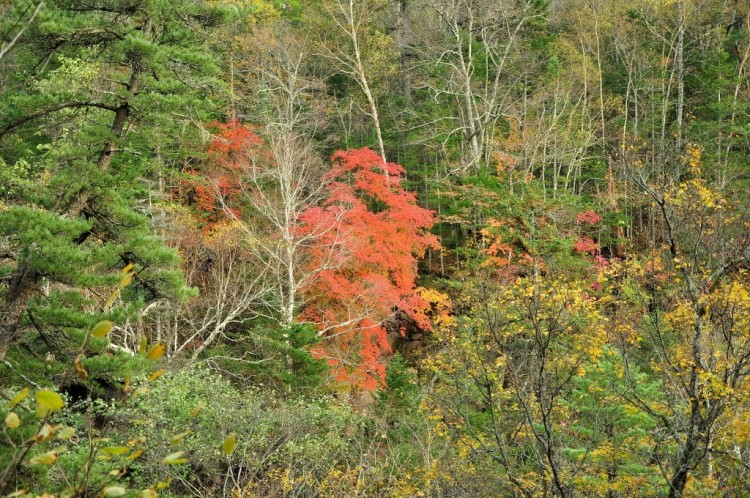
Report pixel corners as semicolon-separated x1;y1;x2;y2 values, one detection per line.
145;343;165;361
140;490;158;498
104;290;120;310
126;449;144;461
189;402;206;417
5;412;20;429
32;423;53;441
155;478;172;490
148;369;166;382
29;451;58;465
128;436;147;446
121;262;134;276
35;403;49;419
119;263;135;289
101;446;129;455
60;488;77;498
5;490;29;498
162;451;188;465
170;430;192;445
222;434;236;455
103;486;127;497
8;387;29;409
92;320;114;338
35;390;64;413
119;272;133;289
74;354;88;380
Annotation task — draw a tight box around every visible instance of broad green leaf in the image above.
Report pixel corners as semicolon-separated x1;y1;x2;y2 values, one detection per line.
57;427;76;440
222;434;236;455
162;451;188;465
8;387;29;409
91;320;114;337
4;412;20;429
35;390;64;412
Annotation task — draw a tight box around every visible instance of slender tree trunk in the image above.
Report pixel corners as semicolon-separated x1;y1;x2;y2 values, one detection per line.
398;0;412;103
344;0;387;164
674;0;685;152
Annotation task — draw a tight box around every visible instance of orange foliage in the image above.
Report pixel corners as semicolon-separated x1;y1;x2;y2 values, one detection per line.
300;148;440;389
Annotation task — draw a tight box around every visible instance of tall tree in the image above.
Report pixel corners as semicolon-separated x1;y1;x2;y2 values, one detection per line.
0;0;226;359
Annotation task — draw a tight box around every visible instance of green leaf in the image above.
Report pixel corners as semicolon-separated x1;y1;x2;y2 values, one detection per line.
35;390;64;413
57;427;76;440
92;320;114;337
222;434;236;455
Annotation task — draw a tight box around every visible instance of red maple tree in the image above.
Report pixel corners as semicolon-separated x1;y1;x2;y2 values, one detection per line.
178;121;439;389
299;148;439;389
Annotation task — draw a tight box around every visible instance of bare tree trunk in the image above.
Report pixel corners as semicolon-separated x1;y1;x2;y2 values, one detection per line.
674;0;685;152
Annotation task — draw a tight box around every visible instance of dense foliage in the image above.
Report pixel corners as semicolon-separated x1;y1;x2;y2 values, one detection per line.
3;0;750;496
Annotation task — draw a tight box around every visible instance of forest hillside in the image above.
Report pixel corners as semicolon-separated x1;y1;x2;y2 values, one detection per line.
2;1;750;496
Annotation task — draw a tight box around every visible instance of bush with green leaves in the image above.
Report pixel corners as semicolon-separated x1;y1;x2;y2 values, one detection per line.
122;366;365;496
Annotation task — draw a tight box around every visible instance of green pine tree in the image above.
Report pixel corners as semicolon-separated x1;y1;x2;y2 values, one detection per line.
0;0;228;360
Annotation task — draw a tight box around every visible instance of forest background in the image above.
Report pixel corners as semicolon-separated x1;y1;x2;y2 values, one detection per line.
2;0;750;496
